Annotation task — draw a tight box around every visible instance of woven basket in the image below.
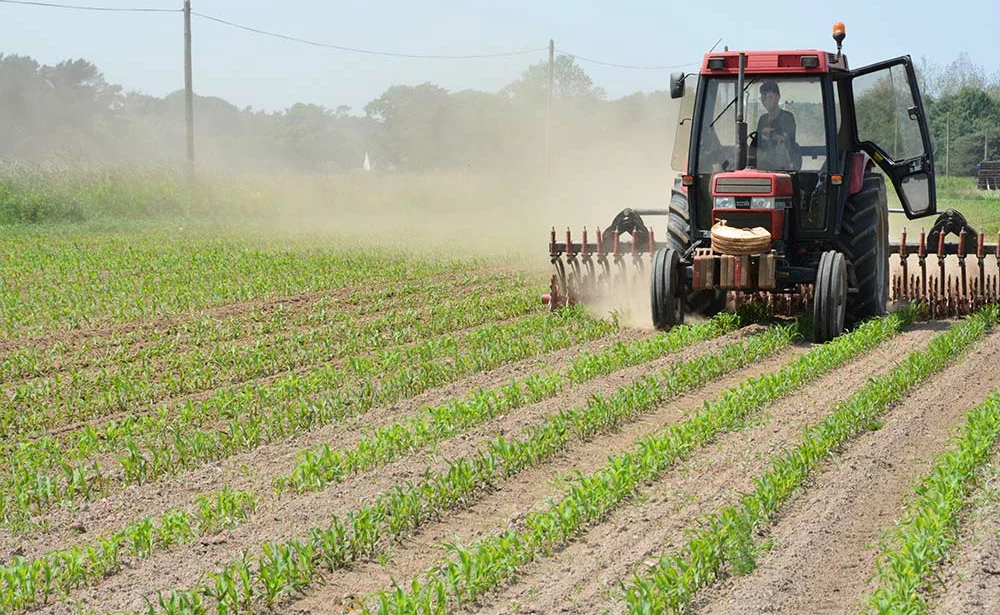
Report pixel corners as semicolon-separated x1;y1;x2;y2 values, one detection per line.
710;219;772;255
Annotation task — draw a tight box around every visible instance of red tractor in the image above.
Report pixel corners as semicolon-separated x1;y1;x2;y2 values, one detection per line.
545;22;999;341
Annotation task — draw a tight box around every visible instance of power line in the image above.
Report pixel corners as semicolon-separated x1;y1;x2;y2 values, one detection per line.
0;0;177;12
556;47;698;71
192;12;548;60
0;0;699;70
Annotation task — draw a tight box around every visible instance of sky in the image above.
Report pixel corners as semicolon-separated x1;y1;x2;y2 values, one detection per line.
2;0;998;114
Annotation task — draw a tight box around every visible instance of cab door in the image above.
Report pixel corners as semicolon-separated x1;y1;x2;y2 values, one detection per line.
849;56;936;219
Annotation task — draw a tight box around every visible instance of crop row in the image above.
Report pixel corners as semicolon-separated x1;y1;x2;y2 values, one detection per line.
865;389;1000;614
361;310;914;614
0;308;615;526
1;286;539;440
0;316;744;611
0;231;479;337
622;305;996;614
0;488;257;612
0;315;768;606
140;310;907;615
143;322;795;615
275;313;744;493
0;270;531;384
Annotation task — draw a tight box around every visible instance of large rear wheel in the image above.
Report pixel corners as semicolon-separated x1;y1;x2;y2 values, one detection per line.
651;248;684;329
813;250;847;343
666;187;690;253
841;174;889;322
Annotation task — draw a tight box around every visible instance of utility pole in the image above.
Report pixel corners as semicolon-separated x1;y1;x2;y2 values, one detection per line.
545;39;554;177
184;0;195;177
985;130;989;161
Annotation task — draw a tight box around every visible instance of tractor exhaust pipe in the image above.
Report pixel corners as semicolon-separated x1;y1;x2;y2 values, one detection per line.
736;52;748;170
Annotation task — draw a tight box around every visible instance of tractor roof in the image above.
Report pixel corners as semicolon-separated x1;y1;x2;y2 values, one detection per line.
700;50;848;75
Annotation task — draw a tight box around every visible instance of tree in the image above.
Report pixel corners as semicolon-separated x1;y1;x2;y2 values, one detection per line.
934;52;986;98
927;87;1000;175
501;55;606;104
364;83;454;170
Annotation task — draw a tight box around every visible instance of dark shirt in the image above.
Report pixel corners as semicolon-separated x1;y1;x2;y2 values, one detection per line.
755;110;799;170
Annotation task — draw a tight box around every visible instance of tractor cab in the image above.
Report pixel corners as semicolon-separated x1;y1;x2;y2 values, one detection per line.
655;23;939;340
672;44;936;254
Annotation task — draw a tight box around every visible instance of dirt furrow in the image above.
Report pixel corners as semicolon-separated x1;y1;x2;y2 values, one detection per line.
0;305;547;460
928;449;1000;615
1;326;648;561
1;282;462;395
0;269;510;380
27;327;778;615
277;334;805;615
10;293;533;445
689;329;1000;615
456;324;945;615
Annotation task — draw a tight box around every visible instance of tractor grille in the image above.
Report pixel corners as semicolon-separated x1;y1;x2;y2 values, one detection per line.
715;177;772;194
714;211;772;232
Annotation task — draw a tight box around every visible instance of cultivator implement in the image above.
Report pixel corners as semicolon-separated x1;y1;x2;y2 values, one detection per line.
543;222;810;317
545;206;1000;323
542;207;810;316
542;208;664;310
890;218;1000;319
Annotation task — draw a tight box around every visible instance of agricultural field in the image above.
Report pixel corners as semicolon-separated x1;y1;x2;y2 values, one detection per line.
2;176;1000;615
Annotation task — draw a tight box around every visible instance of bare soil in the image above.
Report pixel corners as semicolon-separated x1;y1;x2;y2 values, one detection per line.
22;326;779;615
10;314;1000;615
691;329;1000;615
1;326;648;560
461;324;946;615
929;450;1000;615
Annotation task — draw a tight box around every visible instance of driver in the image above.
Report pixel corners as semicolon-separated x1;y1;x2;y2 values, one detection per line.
756;81;799;170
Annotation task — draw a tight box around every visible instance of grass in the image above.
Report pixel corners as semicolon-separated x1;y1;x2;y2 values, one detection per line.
889;176;1000;237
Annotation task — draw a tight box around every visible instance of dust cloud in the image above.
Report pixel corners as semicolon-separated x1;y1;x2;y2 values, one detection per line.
180;93;687;311
2;52;690;328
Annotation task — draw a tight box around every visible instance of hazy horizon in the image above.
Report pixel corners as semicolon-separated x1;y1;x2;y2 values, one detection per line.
2;0;999;114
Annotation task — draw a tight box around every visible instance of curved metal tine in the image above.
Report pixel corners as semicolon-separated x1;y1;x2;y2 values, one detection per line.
579;257;596;300
554;257;568;308
616;258;629;294
598;258;612;293
569;258;583;304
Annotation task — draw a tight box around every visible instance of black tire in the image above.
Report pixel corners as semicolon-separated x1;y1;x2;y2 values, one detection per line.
686;288;728;316
666;187;724;316
666;187;690;253
840;174;889;322
813;250;847;343
651;248;684;329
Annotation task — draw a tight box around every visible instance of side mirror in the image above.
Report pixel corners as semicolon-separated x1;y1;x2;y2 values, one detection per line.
670;72;686;99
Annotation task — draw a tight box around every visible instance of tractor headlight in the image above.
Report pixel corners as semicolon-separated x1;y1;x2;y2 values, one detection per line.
714;196;735;209
750;197;776;209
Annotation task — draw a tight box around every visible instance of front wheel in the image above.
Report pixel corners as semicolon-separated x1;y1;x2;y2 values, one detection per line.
651;248;684;330
813;250;847;343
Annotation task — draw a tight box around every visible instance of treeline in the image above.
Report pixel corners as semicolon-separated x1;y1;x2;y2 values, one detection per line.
919;53;1000;176
0;51;997;176
0;53;675;175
